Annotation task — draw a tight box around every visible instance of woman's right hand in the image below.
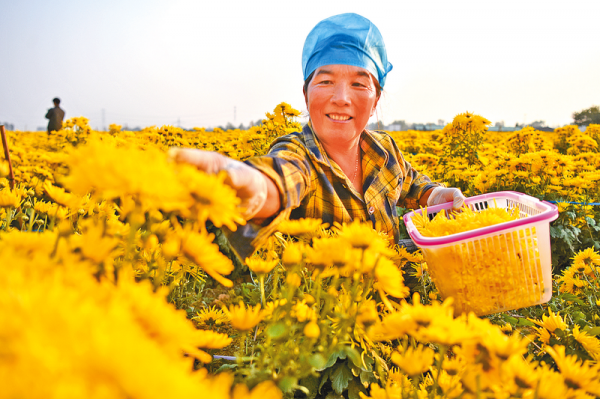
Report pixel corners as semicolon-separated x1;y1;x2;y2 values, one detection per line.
426;187;466;209
168;148;271;220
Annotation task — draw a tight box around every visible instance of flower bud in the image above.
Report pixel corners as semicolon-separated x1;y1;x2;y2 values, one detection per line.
304;320;320;338
286;273;301;287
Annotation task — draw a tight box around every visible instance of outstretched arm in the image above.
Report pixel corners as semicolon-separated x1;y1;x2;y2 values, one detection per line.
168;148;281;221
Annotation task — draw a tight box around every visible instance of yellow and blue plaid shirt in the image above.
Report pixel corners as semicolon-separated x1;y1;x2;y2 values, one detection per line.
226;122;440;259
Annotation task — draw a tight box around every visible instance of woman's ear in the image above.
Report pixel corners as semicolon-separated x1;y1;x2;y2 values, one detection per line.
370;96;380;117
303;88;308;109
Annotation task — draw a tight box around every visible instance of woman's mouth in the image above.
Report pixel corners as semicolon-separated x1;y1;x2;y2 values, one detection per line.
326;114;352;121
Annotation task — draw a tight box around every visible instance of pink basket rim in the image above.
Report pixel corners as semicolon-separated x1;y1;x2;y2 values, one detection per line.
402;191;559;246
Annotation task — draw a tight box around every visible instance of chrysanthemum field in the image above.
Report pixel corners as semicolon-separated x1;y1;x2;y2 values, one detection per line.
1;104;600;399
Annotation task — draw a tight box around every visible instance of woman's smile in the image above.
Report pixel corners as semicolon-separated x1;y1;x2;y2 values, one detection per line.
326;113;352;122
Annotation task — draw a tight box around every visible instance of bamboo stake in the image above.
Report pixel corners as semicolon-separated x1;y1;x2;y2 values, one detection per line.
1;125;16;190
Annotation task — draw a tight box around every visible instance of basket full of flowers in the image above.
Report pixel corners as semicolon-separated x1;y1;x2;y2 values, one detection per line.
403;191;559;315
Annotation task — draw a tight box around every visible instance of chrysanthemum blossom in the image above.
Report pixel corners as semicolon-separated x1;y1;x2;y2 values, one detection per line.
391;345;435;377
180;229;235;287
245;257;278;275
223;302;263;331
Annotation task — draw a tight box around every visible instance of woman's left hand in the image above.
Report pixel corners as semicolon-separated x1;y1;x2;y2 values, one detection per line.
426;187;466;209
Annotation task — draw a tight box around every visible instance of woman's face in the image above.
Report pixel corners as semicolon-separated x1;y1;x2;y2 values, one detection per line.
305;64;379;147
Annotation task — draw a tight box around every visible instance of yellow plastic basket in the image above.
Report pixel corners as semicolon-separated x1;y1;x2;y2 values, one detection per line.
403;191;559;316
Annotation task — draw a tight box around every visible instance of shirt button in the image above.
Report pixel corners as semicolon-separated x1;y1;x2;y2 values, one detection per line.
368;206;375;214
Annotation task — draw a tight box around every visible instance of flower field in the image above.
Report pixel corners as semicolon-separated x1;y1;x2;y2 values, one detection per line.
1;103;600;398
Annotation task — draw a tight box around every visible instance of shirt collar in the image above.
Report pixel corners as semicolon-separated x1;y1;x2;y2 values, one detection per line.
301;121;332;167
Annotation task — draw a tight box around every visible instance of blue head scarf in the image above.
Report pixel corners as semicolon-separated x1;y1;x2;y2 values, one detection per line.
302;13;393;88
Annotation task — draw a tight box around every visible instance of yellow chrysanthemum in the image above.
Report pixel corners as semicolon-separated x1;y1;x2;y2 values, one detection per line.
391;345;435;377
572;325;600;361
43;181;83;209
291;300;315;322
176;164;245;230
572;247;600;268
232;380;282;399
195;330;232;349
306;236;352;270
0;189;21;208
193;306;228;327
375;257;410;298
337;220;393;254
281;242;304;266
277;217;324;236
62;135;191;211
180;228;234;287
529;309;567;333
245;257;278;275
546;345;600;396
223;302;263;331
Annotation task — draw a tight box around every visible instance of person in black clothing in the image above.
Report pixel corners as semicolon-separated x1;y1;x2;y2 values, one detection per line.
46;98;65;133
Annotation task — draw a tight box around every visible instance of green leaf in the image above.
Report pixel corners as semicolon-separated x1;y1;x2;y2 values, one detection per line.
299;376;320;399
572;311;587;322
309;354;327;370
320;349;345;371
360;370;376;387
266;322;287;339
331;364;354;394
347;378;368;399
325;393;344;399
502;314;518;324
318;368;332;394
278;376;298;393
343;347;363;369
517;318;535;327
585;216;597;226
215;363;237;373
560;293;585;305
583;326;600;336
554;329;566;338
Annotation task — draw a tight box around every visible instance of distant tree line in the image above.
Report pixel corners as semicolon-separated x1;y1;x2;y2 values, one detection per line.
573;105;600;126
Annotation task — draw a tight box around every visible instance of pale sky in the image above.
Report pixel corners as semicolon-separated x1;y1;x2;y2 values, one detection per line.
1;0;599;131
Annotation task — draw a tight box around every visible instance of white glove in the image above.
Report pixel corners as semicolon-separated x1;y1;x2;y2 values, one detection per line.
426;187;466;209
168;148;268;220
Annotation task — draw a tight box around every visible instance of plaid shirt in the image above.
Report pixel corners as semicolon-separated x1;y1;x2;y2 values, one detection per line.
225;122;440;259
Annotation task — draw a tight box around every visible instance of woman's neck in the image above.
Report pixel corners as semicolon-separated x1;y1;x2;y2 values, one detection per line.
320;135;363;196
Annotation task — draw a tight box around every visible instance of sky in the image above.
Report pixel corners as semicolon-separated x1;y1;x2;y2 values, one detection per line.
1;0;599;131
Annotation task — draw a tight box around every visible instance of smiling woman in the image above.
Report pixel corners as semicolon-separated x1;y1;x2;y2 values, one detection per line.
170;13;466;259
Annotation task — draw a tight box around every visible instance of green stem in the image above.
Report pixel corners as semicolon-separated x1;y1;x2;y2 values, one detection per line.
260;274;266;306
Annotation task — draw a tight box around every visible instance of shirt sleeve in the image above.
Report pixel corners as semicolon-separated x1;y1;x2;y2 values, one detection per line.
394;141;443;209
222;137;313;260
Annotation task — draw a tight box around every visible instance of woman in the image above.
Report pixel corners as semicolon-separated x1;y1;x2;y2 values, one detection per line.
170;13;465;259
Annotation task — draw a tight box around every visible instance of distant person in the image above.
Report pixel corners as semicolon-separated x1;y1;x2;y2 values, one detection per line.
45;98;65;133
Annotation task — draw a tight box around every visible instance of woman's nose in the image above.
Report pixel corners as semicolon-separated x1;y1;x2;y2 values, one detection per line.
330;83;350;105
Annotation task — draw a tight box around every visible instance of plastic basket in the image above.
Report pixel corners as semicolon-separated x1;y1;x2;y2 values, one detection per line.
403;191;559;316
